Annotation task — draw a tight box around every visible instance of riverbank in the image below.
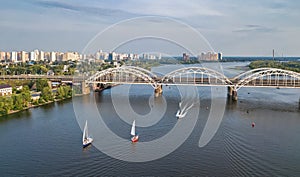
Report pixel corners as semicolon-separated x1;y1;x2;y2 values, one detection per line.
0;93;85;117
249;60;300;72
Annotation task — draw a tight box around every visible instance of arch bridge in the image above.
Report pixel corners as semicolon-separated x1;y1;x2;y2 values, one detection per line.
86;66;300;101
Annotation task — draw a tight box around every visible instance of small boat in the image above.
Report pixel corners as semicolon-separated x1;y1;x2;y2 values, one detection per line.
176;102;183;118
177;111;187;119
251;122;255;128
176;109;181;117
131;120;139;142
83;120;93;148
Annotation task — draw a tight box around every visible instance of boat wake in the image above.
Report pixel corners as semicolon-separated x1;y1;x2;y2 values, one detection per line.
176;89;199;119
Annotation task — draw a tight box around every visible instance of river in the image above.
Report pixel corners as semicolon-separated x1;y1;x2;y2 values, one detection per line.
0;62;299;176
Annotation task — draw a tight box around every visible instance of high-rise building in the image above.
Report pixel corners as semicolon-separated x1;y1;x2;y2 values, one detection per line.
198;51;219;61
50;52;56;62
30;51;37;61
11;51;17;62
218;53;222;60
56;52;63;62
62;52;80;61
6;52;11;62
0;51;6;61
20;51;28;62
39;51;44;61
183;53;190;61
108;52;117;61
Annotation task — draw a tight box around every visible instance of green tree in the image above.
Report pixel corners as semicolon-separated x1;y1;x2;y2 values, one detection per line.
21;86;31;107
12;94;24;110
56;85;72;99
56;86;65;99
40;87;53;102
4;97;13;113
36;79;49;92
63;86;72;98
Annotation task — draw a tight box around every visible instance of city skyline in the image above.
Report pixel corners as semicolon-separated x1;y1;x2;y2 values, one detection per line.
1;0;300;56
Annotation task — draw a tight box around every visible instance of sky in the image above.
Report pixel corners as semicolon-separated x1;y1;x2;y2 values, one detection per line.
0;0;300;56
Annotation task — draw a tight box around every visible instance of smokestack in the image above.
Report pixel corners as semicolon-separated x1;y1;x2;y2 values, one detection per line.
273;49;274;60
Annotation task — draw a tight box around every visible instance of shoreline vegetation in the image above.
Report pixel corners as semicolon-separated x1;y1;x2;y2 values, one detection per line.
2;96;73;117
249;60;300;72
0;79;74;117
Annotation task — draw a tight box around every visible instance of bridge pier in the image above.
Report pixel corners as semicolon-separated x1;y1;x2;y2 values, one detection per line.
227;86;233;97
232;90;238;101
82;81;90;95
227;86;237;101
154;85;163;97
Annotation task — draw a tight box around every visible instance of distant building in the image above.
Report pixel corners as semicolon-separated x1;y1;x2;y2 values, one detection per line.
0;84;12;96
39;51;44;61
16;85;23;91
108;52;117;61
56;52;63;62
30;51;37;61
142;53;156;60
11;51;17;62
198;51;220;61
0;51;6;61
50;52;56;62
218;53;222;60
158;53;162;60
20;51;28;62
47;70;55;76
183;53;190;61
133;54;139;60
62;52;80;61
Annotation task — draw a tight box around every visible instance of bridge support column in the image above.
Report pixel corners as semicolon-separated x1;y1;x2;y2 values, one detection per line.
232;90;238;101
82;81;90;95
154;85;163;97
227;86;238;101
227;86;233;97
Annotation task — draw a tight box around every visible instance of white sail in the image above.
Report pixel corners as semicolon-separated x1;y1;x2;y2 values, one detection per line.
83;120;88;143
176;109;180;117
131;120;136;136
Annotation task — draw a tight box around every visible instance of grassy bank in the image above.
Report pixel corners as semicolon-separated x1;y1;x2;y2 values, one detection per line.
249;60;300;72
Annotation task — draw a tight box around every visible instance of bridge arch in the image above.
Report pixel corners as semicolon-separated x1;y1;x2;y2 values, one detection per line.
161;67;232;86
86;66;158;88
234;68;300;90
123;66;158;79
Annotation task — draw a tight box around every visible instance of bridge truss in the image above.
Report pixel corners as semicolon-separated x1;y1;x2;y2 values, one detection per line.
232;68;300;90
85;66;158;88
161;67;232;86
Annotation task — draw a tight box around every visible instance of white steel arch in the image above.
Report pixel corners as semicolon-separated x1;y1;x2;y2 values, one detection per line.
123;66;158;79
86;67;158;88
235;68;300;90
161;67;232;86
232;68;278;81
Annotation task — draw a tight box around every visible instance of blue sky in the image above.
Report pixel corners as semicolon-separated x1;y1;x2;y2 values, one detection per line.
0;0;299;56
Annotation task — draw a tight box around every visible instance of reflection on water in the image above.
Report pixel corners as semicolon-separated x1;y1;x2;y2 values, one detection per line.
0;62;299;176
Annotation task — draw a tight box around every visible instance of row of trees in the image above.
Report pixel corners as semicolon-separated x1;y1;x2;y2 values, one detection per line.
249;61;300;72
0;79;73;116
0;61;76;76
34;84;73;105
0;86;31;116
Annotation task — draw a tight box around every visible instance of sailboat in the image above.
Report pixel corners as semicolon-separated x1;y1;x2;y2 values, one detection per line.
176;102;182;118
82;120;93;148
176;102;194;119
131;120;139;142
176;109;181;117
177;111;187;119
